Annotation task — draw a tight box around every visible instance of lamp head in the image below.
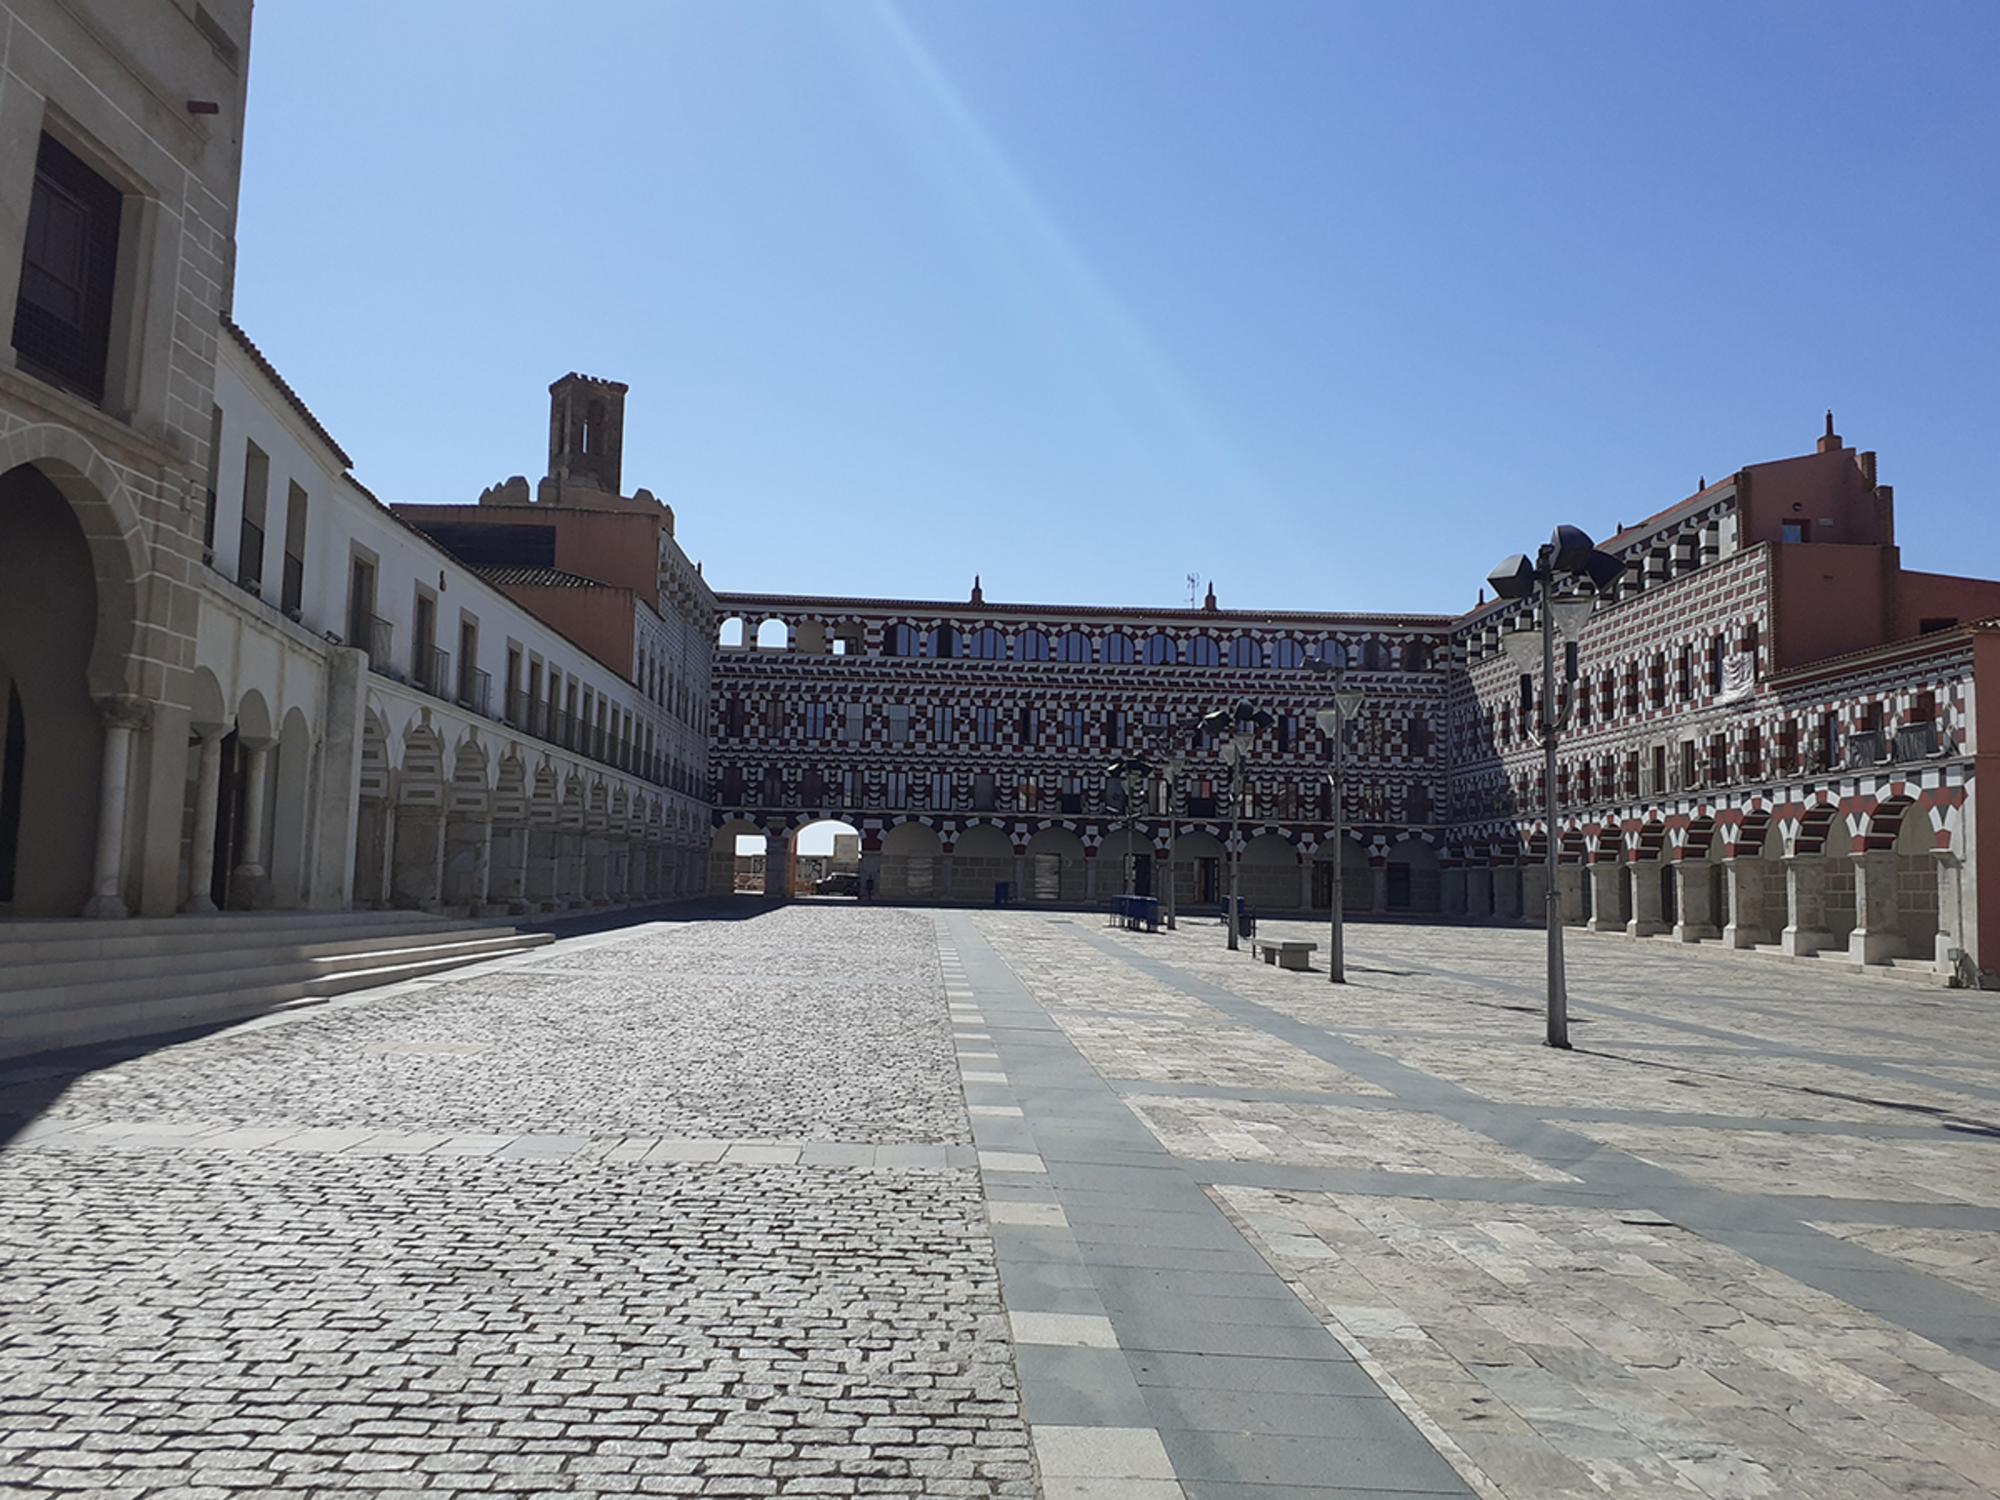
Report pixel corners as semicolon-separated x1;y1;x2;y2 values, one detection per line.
1583;548;1625;592
1487;553;1536;600
1549;524;1596;575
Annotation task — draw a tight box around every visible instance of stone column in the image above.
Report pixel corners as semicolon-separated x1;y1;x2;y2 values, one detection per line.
1933;849;1967;975
1720;857;1764;948
1780;854;1832;956
390;807;446;911
83;696;150;918
559;829;587;908
1440;866;1467;916
494;824;530;914
1012;852;1027;905
766;832;794;898
1465;866;1493;919
1847;849;1901;964
1556;864;1586;925
1370;864;1389;914
180;727;226;914
1626;859;1666;937
1298;854;1315;913
229;737;276;910
1083;849;1097;901
1493;866;1522;921
1588;861;1623;932
1672;860;1718;942
1521;863;1549;924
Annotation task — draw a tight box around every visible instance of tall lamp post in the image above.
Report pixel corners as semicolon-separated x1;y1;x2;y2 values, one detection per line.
1159;747;1186;930
1487;525;1623;1049
1105;755;1155;902
1304;660;1366;984
1201;702;1274;952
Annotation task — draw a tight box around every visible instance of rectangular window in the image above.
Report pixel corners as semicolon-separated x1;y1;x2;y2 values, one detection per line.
975;705;997;744
803;702;826;739
887;705;910;744
348;555;377;658
886;770;909;806
457;617;479;708
11;134;123;403
280;482;308;616
238;442;269;593
413;591;436;687
1782;521;1808;544
202;406;224;562
931;703;953;741
930;771;953;807
1063;707;1085;747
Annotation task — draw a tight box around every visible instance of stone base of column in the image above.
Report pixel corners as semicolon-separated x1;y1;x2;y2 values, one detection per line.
1847;929;1902;965
228;868;275;911
1780;926;1833;957
1672;921;1719;943
82;892;129;920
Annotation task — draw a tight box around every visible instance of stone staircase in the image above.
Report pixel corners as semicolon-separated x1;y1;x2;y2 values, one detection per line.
0;911;555;1062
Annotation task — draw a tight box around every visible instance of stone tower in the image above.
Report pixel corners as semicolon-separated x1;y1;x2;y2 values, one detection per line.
546;372;628;496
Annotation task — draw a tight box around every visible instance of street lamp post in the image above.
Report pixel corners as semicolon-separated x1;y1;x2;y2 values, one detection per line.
1305;661;1366;984
1201;702;1274;953
1488;525;1623;1049
1105;755;1155;904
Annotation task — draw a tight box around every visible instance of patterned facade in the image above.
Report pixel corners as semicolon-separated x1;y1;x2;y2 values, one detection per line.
710;423;2000;983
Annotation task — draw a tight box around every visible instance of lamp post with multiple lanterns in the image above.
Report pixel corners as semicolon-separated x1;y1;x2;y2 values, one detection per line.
1200;701;1274;952
1104;754;1156;903
1304;659;1366;984
1486;525;1624;1050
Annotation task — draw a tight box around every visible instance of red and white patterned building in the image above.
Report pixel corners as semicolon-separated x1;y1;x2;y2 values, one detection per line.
710;420;2000;983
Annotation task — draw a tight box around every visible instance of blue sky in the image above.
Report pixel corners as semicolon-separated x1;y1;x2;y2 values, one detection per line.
234;1;2000;619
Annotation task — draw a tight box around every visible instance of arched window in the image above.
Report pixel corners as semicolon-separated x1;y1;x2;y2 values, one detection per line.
1016;629;1050;662
932;623;959;659
1402;640;1432;672
966;627;1005;659
718;617;746;649
1144;634;1178;665
1103;632;1135;664
1271;638;1303;670
885;623;919;657
1317;638;1345;669
755;618;789;650
1189;636;1220;666
1229;636;1263;668
1361;640;1388;671
1057;631;1092;663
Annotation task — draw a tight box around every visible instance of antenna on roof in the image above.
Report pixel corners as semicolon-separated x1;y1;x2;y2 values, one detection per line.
1185;572;1199;609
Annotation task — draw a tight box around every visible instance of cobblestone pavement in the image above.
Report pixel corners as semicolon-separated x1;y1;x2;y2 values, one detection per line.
964;909;2000;1500
0;905;1033;1499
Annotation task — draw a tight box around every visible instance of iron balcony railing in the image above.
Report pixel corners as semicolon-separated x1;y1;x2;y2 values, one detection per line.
459;667;491;718
365;616;396;677
416;646;450;700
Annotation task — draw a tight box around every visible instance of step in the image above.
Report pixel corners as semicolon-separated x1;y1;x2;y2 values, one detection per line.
0;931;550;1023
0;924;520;990
304;936;554;997
1;980;317;1061
0;933;553;1063
306;932;553;978
0;909;458;943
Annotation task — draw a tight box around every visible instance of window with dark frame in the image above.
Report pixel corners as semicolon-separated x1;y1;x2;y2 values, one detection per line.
11;134;123;404
237;442;269;594
280;482;308;616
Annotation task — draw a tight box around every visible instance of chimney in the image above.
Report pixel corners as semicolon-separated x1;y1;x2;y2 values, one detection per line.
1817;409;1842;455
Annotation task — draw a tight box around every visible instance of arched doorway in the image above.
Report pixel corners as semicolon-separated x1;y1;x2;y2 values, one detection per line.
1025;826;1087;904
1097;826;1154;901
952;824;1014;903
1239;832;1299;912
0;462;107;914
1312;836;1372;913
1169;830;1226;909
1386;839;1441;913
793;817;862;898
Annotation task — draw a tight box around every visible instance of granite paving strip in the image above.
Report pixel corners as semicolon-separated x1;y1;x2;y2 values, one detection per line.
943;913;1475;1499
1070;922;2000;1378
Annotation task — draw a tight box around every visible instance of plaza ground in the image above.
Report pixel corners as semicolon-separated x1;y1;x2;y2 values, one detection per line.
3;907;1999;1498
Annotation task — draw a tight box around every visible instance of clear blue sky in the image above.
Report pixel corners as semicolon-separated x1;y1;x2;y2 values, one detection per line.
233;1;2000;619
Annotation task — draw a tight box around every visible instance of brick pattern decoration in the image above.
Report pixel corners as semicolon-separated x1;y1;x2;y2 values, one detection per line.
708;597;1454;860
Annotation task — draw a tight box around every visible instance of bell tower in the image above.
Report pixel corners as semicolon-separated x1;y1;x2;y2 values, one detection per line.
546;372;628;496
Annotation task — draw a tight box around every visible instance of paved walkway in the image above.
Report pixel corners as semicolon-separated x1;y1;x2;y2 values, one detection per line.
4;903;2000;1498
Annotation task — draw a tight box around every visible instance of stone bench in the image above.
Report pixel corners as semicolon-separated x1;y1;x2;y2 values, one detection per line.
1254;938;1318;971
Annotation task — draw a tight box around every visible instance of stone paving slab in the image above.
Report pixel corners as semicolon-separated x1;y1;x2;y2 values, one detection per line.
970;908;2000;1500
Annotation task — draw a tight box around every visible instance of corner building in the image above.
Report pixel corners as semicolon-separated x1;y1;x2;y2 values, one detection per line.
711;420;2000;985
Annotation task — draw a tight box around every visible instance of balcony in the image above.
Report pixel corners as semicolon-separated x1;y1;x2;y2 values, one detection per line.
415;646;451;701
364;616;396;677
458;667;491;718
